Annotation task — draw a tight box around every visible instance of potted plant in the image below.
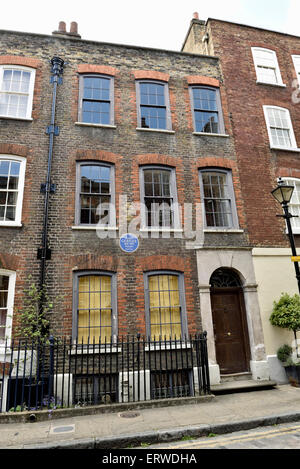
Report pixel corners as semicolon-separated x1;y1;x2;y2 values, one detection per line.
270;293;300;386
276;344;300;387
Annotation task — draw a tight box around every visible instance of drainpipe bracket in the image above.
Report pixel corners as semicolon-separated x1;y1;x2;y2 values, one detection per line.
46;125;60;136
40;183;56;194
37;248;52;260
50;76;63;84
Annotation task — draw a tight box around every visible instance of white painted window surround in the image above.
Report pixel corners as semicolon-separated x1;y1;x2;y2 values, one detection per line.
281;177;300;234
263;106;298;151
0;270;16;348
251;48;284;86
0;65;36;120
292;55;300;87
0;155;26;227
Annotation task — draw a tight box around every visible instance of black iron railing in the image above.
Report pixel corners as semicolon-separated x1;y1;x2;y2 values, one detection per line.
0;333;210;413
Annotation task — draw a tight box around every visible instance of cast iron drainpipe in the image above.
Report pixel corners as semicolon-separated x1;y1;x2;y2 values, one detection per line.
38;57;64;332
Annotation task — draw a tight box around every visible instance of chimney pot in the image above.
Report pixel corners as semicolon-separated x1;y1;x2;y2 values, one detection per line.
70;22;78;34
193;12;199;20
58;21;66;32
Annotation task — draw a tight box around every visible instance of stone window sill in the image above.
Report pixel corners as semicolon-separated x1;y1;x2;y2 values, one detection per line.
256;81;286;88
140;227;183;233
270;146;300;153
144;342;192;351
204;229;244;233
0;116;33;121
75;122;116;129
69;346;121;355
193;132;229;138
0;223;23;228
71;225;118;231
136;127;175;134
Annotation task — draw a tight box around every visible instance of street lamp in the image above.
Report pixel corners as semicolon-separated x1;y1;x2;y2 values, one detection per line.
271;178;300;358
271;178;300;293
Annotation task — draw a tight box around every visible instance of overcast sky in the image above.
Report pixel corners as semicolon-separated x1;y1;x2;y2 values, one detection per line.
1;0;299;51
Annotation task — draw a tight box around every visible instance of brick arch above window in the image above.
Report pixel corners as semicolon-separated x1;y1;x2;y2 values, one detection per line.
75;149;121;165
137;154;177;167
133;70;170;82
0;143;28;157
139;255;186;272
196;157;236;170
276;168;300;179
186;75;220;87
0;55;41;69
77;64;118;76
0;253;20;271
69;254;118;272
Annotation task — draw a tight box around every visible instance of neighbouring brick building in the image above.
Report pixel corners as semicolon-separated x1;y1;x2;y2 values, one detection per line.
182;14;300;383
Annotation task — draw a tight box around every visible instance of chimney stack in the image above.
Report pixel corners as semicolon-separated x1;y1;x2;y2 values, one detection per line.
193;12;199;20
52;21;81;39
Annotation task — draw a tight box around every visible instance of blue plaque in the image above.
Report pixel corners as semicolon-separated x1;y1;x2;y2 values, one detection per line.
119;233;139;253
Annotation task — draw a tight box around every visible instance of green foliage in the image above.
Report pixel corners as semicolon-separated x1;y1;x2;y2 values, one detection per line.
277;344;293;364
14;277;52;343
270;293;300;333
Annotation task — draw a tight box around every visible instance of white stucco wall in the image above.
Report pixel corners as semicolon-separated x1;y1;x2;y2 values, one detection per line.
252;248;298;356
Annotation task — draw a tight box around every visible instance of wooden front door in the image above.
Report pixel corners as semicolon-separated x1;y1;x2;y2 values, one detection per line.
211;287;250;374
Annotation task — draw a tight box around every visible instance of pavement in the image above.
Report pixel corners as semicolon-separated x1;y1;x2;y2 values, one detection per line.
1;384;300;449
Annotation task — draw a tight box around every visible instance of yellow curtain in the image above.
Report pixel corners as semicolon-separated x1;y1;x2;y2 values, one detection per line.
78;275;112;343
149;274;181;340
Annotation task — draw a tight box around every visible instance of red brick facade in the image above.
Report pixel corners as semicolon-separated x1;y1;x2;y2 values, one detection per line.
183;18;300;246
0;29;240;340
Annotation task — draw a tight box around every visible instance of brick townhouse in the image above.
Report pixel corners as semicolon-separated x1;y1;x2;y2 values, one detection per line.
182;14;300;383
0;20;251;408
0;17;281;410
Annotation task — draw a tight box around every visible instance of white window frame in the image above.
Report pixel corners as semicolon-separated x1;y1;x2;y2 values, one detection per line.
292;55;300;87
136;80;172;131
280;177;300;234
72;271;118;343
0;65;36;120
78;74;114;126
75;161;116;227
189;85;225;135
199;168;239;230
263;106;298;151
139;165;180;231
0;270;16;349
143;270;188;340
251;47;284;86
0;155;26;227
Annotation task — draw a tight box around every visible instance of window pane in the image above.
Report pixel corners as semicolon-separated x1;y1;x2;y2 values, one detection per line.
148;274;181;339
83;77;110;101
77;275;112;343
195;110;219;133
202;171;232;228
82;100;110;125
140;83;165;106
141;106;166;129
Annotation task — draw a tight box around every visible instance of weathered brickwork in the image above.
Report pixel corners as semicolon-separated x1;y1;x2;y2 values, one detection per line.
0;28;247;339
183;18;300;247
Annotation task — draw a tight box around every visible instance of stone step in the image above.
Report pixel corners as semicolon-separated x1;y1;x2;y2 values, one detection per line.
211;379;277;395
220;372;252;383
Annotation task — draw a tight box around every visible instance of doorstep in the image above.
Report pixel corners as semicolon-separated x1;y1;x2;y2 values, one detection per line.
211;379;277;394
